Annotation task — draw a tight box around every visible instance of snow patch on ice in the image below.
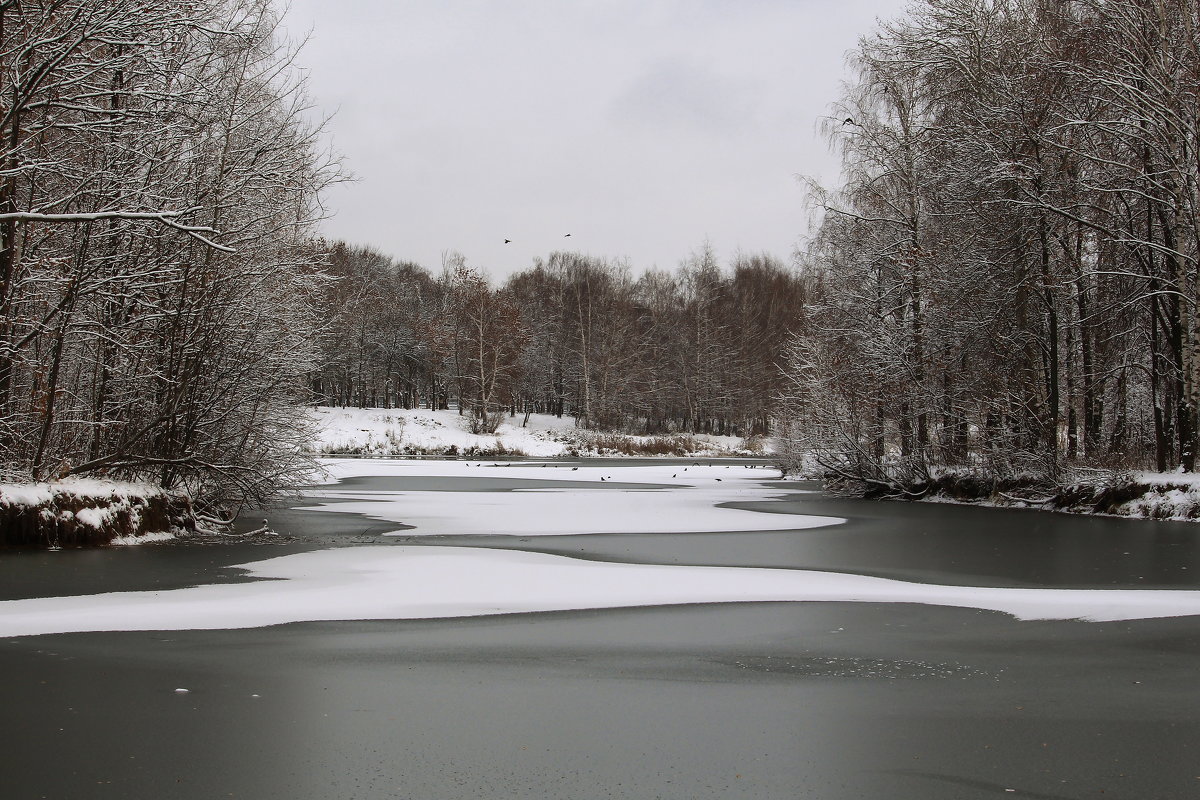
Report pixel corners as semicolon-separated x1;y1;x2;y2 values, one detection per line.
305;459;823;536
1;546;1199;638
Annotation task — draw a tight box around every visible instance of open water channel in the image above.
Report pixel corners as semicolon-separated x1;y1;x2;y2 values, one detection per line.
2;458;1199;799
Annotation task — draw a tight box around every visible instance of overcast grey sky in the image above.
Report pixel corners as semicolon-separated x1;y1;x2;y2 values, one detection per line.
281;0;909;279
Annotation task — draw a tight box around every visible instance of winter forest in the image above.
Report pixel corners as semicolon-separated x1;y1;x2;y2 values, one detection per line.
780;0;1200;493
314;243;804;439
3;0;1200;511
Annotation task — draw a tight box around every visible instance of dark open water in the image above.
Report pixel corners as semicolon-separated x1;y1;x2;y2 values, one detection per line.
2;460;1198;799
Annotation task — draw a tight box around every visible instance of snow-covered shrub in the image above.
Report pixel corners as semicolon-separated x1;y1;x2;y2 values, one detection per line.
468;410;506;435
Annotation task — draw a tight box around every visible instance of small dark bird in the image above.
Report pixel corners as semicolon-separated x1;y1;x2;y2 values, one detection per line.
716;478;722;482
571;466;578;471
564;233;572;237
504;239;512;244
843;117;855;125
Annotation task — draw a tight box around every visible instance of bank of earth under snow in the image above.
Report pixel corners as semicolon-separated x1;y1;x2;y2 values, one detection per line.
837;468;1200;522
0;479;192;547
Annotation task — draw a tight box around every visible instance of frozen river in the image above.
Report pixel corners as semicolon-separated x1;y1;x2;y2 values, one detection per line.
2;458;1199;798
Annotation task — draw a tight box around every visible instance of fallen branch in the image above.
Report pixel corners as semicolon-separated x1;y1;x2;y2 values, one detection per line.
997;490;1057;504
195;511;238;527
193;519;275;537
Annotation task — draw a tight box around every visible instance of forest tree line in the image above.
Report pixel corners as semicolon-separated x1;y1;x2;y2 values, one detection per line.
779;0;1200;486
312;242;807;439
0;0;336;509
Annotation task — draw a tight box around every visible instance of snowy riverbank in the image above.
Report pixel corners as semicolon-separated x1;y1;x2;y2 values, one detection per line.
0;479;192;547
304;406;764;458
826;467;1200;522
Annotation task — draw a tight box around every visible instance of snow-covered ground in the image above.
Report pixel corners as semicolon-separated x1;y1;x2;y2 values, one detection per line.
0;477;161;509
305;406;762;458
308;459;833;536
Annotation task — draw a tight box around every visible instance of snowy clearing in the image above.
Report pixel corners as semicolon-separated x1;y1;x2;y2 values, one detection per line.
305;459;831;535
2;545;1200;638
305;406;762;458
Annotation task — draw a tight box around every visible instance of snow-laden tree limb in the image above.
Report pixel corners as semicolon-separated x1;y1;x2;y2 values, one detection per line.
0;210;235;252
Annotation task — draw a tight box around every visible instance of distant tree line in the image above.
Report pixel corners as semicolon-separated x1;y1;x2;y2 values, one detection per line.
779;0;1200;487
0;1;336;510
311;242;807;438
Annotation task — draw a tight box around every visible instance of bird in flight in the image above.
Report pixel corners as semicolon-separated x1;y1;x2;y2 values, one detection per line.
504;239;511;244
564;233;571;237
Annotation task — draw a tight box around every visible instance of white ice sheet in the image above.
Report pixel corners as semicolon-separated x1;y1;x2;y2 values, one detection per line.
307;460;833;535
2;545;1200;638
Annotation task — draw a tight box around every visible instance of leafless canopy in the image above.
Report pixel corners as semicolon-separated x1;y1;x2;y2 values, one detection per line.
780;0;1200;487
0;0;340;511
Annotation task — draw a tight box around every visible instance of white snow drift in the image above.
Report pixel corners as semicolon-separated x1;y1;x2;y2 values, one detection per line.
2;545;1200;638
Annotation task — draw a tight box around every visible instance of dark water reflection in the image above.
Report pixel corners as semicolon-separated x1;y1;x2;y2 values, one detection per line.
761;485;1200;587
3;604;1199;799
